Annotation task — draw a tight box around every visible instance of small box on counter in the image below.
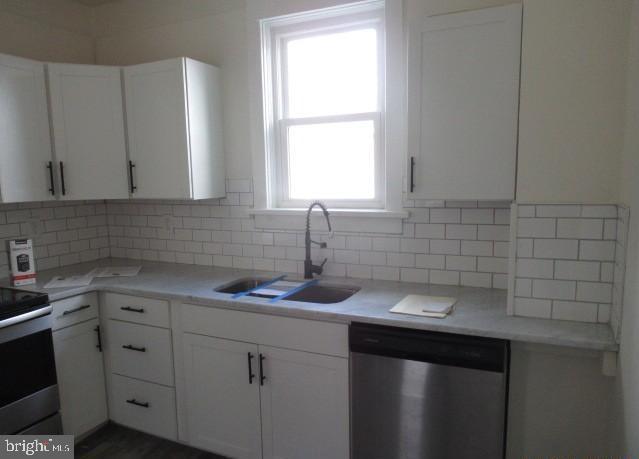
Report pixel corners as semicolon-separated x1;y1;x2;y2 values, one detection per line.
8;239;36;286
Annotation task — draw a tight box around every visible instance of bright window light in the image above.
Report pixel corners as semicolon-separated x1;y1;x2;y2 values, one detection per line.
286;28;378;118
287;120;376;199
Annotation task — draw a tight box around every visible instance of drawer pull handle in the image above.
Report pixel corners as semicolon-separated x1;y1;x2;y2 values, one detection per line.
259;353;266;386
94;325;102;352
61;304;91;316
122;344;146;352
126;399;149;408
247;352;255;384
121;306;145;313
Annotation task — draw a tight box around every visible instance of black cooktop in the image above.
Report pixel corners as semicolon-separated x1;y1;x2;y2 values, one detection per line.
0;287;49;321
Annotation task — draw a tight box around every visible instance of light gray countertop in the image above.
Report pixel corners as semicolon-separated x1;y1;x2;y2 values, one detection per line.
5;258;617;351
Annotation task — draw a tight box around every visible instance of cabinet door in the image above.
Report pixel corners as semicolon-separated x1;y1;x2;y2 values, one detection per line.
259;346;349;459
47;63;128;200
407;4;521;200
53;318;107;437
182;333;262;459
123;58;191;199
0;54;54;202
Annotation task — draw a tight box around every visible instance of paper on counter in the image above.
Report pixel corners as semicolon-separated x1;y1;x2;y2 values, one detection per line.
390;294;457;318
44;273;95;289
93;266;141;278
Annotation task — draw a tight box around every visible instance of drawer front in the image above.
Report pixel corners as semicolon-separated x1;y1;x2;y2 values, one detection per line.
51;293;99;331
102;292;169;328
181;304;348;358
107;320;174;386
109;374;177;440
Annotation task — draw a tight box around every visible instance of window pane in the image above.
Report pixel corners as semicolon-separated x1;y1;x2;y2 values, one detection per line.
287;120;376;200
286;28;378;118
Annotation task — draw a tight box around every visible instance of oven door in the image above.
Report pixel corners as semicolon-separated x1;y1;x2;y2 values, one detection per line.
0;311;60;434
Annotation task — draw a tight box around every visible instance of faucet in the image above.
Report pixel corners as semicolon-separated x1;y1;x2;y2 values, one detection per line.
304;201;332;279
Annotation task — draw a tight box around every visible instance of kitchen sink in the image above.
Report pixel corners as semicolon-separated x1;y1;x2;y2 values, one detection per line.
215;277;360;304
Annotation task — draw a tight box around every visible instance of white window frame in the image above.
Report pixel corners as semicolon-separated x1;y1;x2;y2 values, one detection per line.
261;1;386;210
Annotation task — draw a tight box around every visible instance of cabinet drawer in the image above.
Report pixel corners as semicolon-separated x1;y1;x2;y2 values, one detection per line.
102;292;169;328
109;374;177;440
51;293;98;331
181;304;348;358
107;320;174;386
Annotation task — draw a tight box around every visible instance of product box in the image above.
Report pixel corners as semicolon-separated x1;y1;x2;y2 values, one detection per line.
8;239;36;286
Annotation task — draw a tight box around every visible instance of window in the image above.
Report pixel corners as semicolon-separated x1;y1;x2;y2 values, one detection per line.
261;2;385;209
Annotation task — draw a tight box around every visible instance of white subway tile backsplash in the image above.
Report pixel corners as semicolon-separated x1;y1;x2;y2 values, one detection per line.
430;208;461;223
387;252;415;268
446;255;476;271
533;239;579;259
416;254;445;269
516;258;554;279
517;218;556;238
372;266;400;281
461;209;494;224
400;268;428;283
516;238;533;258
536;205;581;218
445;224;477;240
430;239;460;255
532;279;576;300
430;270;459;285
579;241;616;261
461;240;493;256
514;297;552;318
556;219;603;239
581;205;617;218
554;261;600;281
460;272;492;288
415;224;445;239
576;282;612;304
478;225;509;241
552;301;598;323
477;257;508;274
515;278;532;297
400;238;428;254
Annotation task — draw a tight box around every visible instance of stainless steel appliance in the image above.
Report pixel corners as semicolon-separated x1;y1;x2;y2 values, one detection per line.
351;323;509;459
0;287;62;434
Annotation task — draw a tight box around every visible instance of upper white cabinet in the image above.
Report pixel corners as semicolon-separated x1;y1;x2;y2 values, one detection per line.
0;54;55;203
407;4;522;200
123;58;225;200
47;63;129;200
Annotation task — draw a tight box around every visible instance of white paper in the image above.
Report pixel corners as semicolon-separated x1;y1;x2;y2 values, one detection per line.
390;295;457;318
44;273;95;289
93;266;141;278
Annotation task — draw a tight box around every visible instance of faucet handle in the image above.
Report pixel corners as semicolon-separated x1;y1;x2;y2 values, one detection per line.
320;258;327;268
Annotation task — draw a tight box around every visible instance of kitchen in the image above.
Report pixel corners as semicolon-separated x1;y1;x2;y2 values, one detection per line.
0;0;637;457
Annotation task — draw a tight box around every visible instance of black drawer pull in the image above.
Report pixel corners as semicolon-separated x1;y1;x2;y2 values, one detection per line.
410;156;416;193
122;344;146;352
248;352;255;384
94;325;102;352
126;399;149;408
121;306;145;313
59;161;66;195
128;160;137;193
259;353;266;386
46;161;55;195
61;304;91;316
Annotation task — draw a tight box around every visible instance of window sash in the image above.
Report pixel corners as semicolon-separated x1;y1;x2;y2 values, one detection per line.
269;7;386;209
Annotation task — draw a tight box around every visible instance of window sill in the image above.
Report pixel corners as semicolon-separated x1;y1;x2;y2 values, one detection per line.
248;208;408;234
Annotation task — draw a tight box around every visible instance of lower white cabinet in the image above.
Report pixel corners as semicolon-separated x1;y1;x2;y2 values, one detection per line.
53;318;108;437
179;305;350;459
259;346;349;459
182;334;262;459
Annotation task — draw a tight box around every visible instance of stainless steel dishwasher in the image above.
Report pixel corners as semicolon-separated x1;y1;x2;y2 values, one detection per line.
351;323;510;459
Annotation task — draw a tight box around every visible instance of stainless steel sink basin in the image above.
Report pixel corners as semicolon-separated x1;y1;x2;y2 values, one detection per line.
215;277;360;304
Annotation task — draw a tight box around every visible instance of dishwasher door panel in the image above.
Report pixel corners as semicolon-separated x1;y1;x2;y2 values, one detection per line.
352;352;506;459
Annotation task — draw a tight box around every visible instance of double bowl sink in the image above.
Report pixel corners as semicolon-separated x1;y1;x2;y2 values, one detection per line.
215;277;360;304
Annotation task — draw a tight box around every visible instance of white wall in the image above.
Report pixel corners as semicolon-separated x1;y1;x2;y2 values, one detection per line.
516;0;630;204
93;0;249;181
611;0;639;454
0;0;94;63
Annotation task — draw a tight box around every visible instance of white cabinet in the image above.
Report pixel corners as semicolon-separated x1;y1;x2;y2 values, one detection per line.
179;304;350;459
123;58;225;200
47;63;128;200
259;346;349;459
53;318;108;437
0;54;55;203
182;333;262;459
407;4;522;200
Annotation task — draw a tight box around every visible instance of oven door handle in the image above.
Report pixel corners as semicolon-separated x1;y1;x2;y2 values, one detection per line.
0;306;53;344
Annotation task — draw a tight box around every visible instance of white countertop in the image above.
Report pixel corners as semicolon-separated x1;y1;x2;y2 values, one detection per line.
6;258;617;351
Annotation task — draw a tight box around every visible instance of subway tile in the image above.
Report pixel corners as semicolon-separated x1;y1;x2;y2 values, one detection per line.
535;205;581;218
478;225;509;241
461;240;493;256
477;257;508;274
493;242;510;258
517;205;535;217
460;272;492;288
430;270;459;286
446;255;476;271
400;238;428;254
445;224;477;240
415;254;445;269
581;205;617;218
552;301;598;323
347;264;372;279
576;282;612;303
387;252;415;268
429;239;460;255
415;224;445;239
556;219;603;239
372;266;400;281
516;258;554;279
359;251;386;266
400;268;428;283
346;236;372;251
461;209;493;224
579;241;615;261
517;218;556;238
603;220;617;240
515;278;532;297
532;279;576;300
516;238;533;257
430;208;460;223
554;260;600;281
534;239;578;259
373;237;400;252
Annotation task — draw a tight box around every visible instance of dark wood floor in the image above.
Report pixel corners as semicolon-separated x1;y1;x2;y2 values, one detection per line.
76;423;226;459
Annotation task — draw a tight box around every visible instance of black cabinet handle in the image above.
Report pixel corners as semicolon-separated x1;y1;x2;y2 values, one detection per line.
46;162;55;195
259;353;266;386
126;399;149;408
120;306;145;313
410;156;415;193
59;161;66;195
61;304;91;316
128;160;137;193
94;325;102;352
247;352;255;384
122;344;146;352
